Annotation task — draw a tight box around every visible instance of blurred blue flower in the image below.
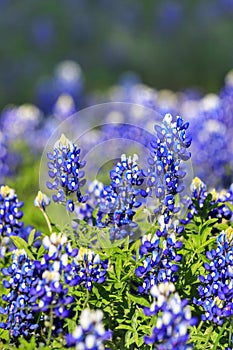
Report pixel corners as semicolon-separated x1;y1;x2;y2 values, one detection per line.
66;308;111;349
144;282;196;349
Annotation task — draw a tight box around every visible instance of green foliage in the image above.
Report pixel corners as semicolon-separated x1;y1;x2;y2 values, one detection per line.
1;176;233;349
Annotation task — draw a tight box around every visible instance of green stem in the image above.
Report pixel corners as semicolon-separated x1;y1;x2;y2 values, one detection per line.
47;307;53;346
66;209;76;245
229;318;233;347
204;325;213;349
213;322;228;350
82;289;90;310
40;208;53;234
197;320;203;331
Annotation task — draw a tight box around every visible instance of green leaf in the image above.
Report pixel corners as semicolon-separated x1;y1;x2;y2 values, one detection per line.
28;228;36;246
10;236;35;260
200;218;218;233
197;236;216;253
37;243;45;259
127;292;150;307
0;329;9;342
115;324;133;331
114;282;122;289
67;319;77;334
115;255;122;280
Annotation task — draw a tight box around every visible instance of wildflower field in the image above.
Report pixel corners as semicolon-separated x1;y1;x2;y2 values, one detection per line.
0;59;233;350
0;1;233;348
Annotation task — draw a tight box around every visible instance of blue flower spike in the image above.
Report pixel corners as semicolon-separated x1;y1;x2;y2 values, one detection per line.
0;249;39;341
96;153;147;241
147;113;192;224
194;227;233;325
46;133;87;212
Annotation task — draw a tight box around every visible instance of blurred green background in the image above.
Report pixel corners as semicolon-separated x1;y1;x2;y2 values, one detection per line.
0;0;233;109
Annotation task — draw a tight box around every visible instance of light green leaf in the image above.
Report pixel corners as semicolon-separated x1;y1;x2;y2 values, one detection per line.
28;228;36;246
127;292;150;307
10;236;35;260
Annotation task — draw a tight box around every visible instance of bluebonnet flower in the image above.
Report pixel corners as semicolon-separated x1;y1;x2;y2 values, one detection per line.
193;227;233;325
147;113;191;224
36;60;83;114
135;114;190;293
34;190;51;211
0;186;42;256
66;308;111;349
96;154;147;240
47;134;87;212
0;104;42;143
0;185;24;238
0;249;39;341
52;93;76;120
54;60;84;103
0;132;11;184
144;282;196;349
75;180;104;225
182;85;233;189
65;247;108;292
31;232;75;330
135;231;182;294
181;177;233;225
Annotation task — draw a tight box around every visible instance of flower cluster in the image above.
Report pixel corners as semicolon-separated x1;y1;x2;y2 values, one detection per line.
37;60;83;115
65;247;108;292
0;186;42;256
66;309;111;349
0;185;25;257
30;232;75;334
193;227;233;325
135;232;182;294
144;282;196;349
96;154;147;240
0;185;24;237
147;113;191;224
0;104;42;142
47;134;87;211
181;177;233;225
0;250;38;341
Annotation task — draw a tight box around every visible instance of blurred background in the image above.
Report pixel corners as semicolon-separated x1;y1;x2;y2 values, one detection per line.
0;0;233;231
0;0;233;109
